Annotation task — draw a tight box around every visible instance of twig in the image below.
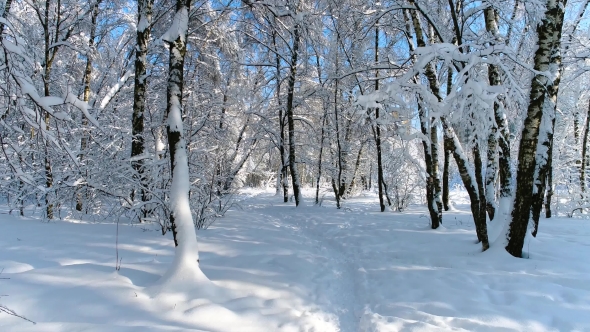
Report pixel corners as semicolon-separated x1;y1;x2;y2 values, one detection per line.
0;305;36;324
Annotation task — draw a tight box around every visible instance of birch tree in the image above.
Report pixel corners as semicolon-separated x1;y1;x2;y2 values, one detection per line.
507;0;567;257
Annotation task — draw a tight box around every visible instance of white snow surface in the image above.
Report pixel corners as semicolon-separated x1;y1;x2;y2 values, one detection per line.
1;189;589;331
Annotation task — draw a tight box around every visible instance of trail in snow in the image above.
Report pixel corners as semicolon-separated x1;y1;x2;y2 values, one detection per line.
1;188;590;331
278;209;363;332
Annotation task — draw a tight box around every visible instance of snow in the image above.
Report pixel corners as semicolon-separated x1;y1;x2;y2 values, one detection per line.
161;7;189;43
1;189;590;331
137;16;149;33
98;69;134;111
64;89;100;128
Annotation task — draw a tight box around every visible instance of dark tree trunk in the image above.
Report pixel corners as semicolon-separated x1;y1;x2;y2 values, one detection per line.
130;0;153;218
315;104;328;204
473;143;488;241
443;140;451;211
532;117;556;237
76;0;101;212
507;0;566;257
286;24;302;206
374;25;385;212
334;78;343;208
581;102;590;193
444;121;489;251
43;0;54;219
272;31;289;203
442;66;453;211
545;139;554;219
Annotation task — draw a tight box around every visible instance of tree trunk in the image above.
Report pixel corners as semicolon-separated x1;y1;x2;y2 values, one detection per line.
130;0;153;216
286;23;302;206
443;140;451;210
272;31;288;203
581;101;590;193
375;25;385;212
43;0;53;219
473;143;488;242
484;129;498;220
76;0;101;212
347;142;365;197
316;103;328;204
545;138;554;218
406;7;441;228
334;78;343;208
164;0;198;258
442;66;453;211
484;6;513;219
417;100;440;228
532;116;556;237
507;0;566;257
443;120;490;250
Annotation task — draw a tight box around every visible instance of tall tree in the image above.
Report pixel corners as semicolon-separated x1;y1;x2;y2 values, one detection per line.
130;0;154;217
406;6;442;229
162;0;199;262
285;11;302;206
374;24;386;212
76;0;102;212
507;0;567;257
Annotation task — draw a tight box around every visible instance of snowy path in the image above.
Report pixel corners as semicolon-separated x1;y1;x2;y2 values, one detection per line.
279;209;363;332
1;189;590;331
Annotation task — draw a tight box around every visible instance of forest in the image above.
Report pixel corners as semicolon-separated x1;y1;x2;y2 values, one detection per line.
0;0;589;330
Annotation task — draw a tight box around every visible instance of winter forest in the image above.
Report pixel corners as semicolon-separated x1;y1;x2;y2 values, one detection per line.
1;0;590;330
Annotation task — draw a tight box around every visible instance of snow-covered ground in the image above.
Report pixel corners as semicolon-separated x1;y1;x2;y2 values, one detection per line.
1;189;589;331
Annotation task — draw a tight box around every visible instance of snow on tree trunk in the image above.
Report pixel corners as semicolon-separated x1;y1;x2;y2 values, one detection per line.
442;66;453;211
407;7;441;228
419;103;441;228
506;0;566;257
153;0;209;291
443;135;451;211
484;6;513;220
532;116;556;237
42;0;54;219
545;139;554;219
484;129;498;220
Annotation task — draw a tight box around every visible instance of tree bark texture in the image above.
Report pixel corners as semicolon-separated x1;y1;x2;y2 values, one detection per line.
408;6;442;228
76;0;101;212
507;0;566;257
130;0;153;215
532;116;556;237
165;0;193;248
443;120;490;250
581;102;590;193
286;23;302;206
375;25;385;212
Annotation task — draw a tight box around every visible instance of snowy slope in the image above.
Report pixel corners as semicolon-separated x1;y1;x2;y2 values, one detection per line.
0;189;589;331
